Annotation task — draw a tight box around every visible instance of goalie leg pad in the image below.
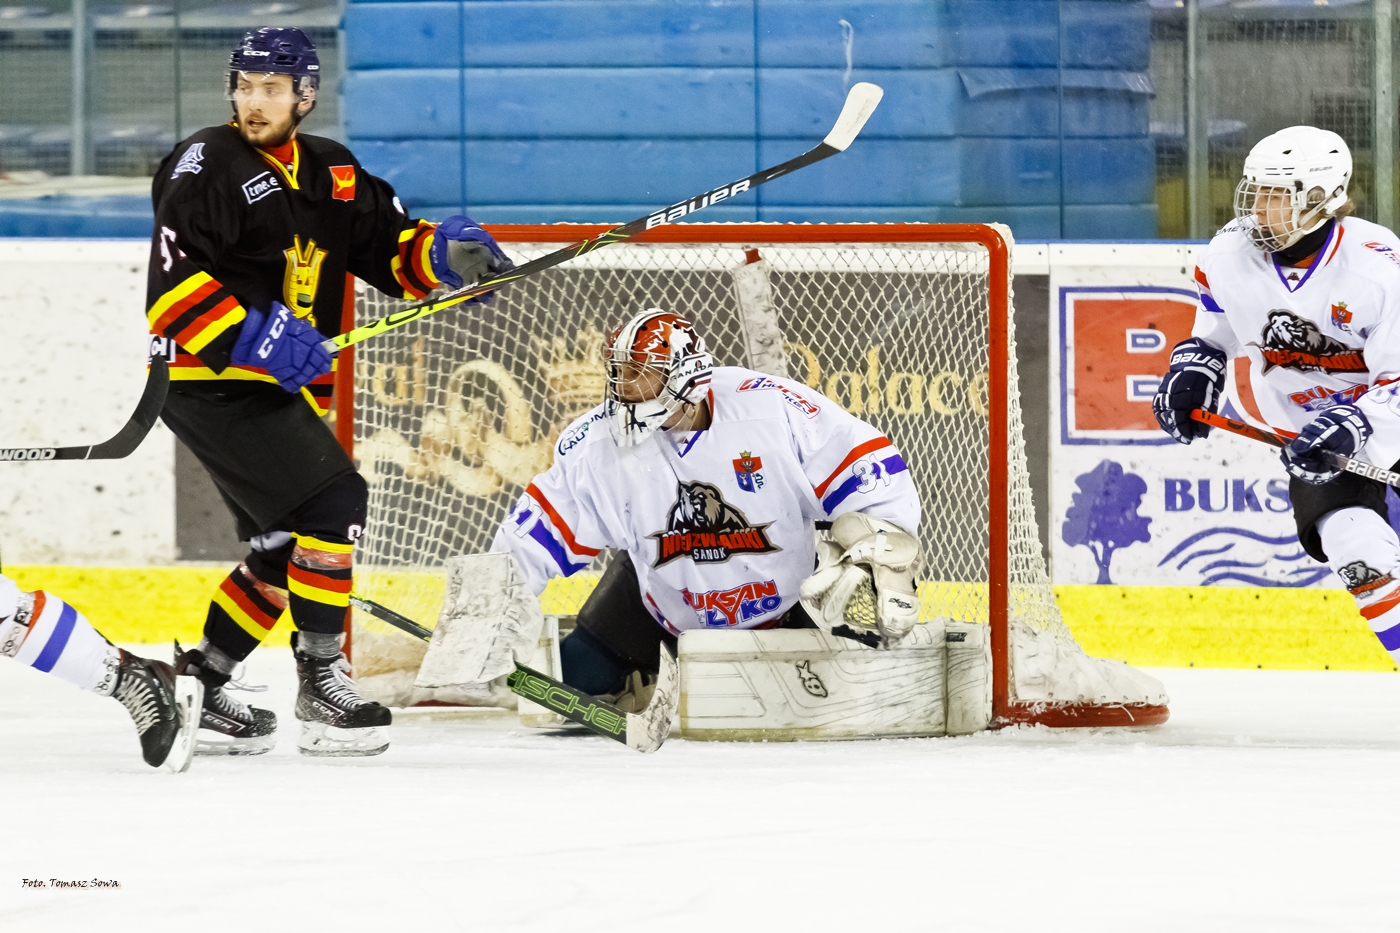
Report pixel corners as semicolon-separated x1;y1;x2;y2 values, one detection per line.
678;623;946;741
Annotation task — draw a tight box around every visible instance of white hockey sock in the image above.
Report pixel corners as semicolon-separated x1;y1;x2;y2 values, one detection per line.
6;591;122;697
1318;507;1400;662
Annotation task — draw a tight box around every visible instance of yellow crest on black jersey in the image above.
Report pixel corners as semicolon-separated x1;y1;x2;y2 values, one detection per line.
283;235;327;324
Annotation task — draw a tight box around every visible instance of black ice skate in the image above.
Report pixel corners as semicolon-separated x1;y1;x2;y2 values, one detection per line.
113;651;202;772
294;646;391;757
173;642;278;756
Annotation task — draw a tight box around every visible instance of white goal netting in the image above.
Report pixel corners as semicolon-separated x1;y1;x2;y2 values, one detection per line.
347;225;1109;710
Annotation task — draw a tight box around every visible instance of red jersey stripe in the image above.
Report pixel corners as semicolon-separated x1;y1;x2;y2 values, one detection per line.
526;483;603;557
814;436;893;498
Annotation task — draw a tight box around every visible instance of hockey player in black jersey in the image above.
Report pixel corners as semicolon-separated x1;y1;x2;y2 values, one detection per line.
146;27;512;757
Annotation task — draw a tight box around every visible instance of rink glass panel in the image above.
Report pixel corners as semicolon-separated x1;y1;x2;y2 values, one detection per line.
348;230;1067;681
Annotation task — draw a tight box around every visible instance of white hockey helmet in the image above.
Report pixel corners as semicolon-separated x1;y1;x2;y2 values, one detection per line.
603;309;713;447
1234;125;1352;252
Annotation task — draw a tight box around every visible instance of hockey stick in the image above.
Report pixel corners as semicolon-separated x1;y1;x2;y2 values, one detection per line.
349;594;676;753
1191;408;1400;489
325;82;885;352
0;358;169;462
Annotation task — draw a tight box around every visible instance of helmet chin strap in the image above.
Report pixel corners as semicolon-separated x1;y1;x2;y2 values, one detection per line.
1272;217;1335;265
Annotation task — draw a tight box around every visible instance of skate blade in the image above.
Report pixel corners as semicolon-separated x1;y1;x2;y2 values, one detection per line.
163;676;203;773
297;721;390;758
194;729;277;757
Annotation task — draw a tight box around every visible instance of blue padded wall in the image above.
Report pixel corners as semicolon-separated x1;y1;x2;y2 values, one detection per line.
343;0;1157;240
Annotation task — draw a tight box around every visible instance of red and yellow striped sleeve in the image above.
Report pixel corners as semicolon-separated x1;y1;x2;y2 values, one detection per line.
390;220;440;299
146;271;246;359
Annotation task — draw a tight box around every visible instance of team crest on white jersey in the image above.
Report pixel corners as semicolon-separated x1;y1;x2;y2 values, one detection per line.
1259;309;1365;375
171;143;205;178
651;481;779;567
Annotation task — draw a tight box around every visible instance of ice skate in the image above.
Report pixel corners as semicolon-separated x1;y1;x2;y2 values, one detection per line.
173;642;278;756
294;644;391;757
113;652;203;772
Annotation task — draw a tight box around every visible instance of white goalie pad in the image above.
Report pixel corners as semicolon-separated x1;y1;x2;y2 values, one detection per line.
414;552;545;690
517;615;565;728
678;623;947;741
1011;621;1169;708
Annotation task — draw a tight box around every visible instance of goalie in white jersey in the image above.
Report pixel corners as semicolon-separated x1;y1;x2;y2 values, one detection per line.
492;309;922;696
1155;125;1400;665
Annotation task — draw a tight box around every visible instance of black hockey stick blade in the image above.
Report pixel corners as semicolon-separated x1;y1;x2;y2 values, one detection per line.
329;82;885;351
351;593;677;752
0;357;169;463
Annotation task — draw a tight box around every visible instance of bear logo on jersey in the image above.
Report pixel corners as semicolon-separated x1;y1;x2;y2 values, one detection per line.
651;481;779;566
1258;309;1365;375
1337;560;1393;596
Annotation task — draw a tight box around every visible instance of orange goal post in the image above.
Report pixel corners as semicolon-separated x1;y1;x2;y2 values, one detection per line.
334;222;1169;729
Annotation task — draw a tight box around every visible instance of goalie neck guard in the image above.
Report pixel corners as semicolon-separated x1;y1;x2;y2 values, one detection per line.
1234;125;1352;253
603;309;713;447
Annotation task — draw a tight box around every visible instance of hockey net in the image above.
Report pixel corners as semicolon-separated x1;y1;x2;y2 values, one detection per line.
343;223;1168;727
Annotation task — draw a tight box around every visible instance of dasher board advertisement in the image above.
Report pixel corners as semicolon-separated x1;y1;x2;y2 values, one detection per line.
1047;243;1340;589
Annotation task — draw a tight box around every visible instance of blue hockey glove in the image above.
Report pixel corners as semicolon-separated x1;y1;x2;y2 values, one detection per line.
1153;337;1227;443
1282;405;1372;485
429;215;515;300
231;301;334;393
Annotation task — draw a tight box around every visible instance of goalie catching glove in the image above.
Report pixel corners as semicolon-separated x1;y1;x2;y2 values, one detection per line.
800;512;920;646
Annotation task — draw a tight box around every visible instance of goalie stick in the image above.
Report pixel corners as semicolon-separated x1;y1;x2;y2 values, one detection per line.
348;594;676;753
325;82;885;352
0;358;169;462
1191;408;1400;489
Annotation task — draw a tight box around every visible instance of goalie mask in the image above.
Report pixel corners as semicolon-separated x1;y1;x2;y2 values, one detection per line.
603;309;713;447
1234;125;1352;253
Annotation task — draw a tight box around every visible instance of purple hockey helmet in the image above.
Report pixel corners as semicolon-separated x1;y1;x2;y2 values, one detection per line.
227;27;320;118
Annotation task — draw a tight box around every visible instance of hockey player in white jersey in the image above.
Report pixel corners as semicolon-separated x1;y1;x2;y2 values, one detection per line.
1154;125;1400;665
491;309;921;697
0;571;201;770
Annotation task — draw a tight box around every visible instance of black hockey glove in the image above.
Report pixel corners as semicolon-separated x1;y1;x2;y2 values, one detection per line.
231;301;334;393
430;214;515;300
1152;337;1227;443
1281;405;1372;485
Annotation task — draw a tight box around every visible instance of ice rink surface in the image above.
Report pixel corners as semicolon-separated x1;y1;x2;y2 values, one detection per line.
2;649;1398;933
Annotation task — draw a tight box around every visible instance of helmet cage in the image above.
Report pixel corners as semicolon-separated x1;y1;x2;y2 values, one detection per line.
603;310;713;447
1233;178;1339;253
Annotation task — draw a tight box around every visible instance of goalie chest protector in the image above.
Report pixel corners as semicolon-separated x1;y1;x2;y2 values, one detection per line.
498;367;921;635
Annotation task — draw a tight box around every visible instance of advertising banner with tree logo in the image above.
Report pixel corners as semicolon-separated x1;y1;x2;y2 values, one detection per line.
1048;243;1354;589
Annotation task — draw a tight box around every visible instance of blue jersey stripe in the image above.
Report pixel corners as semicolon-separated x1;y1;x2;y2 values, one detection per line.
31;601;77;673
528;521;590;576
821;455;909;513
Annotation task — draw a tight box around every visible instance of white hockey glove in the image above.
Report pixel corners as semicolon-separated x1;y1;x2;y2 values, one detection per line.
800;512;920;646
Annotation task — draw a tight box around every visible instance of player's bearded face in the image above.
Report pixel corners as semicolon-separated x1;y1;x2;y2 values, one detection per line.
1253;187;1295;241
233;73;312;147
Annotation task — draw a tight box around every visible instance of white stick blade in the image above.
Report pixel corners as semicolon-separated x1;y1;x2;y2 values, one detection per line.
822;82;884;152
